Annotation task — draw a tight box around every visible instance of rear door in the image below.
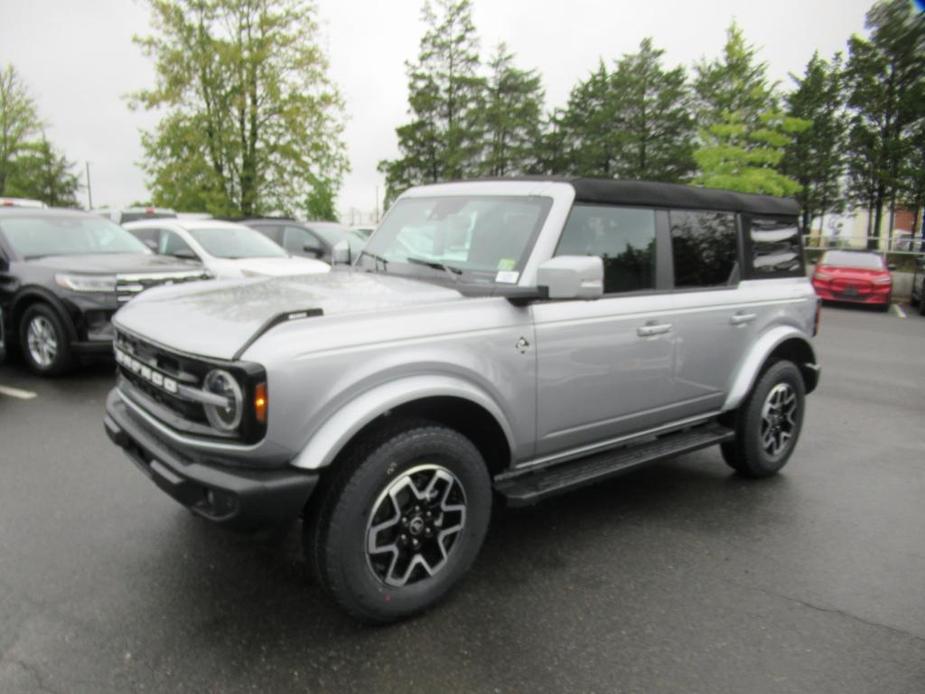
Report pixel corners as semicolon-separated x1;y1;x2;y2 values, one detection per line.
659;211;804;410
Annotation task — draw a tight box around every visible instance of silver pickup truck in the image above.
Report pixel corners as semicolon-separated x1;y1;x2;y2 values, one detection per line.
104;178;820;622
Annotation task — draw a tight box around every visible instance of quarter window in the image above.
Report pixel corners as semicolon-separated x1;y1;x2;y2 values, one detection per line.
746;217;803;276
670;210;738;288
556;205;657;294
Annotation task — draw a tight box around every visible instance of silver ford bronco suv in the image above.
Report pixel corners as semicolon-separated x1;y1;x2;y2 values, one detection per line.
104;178;820;622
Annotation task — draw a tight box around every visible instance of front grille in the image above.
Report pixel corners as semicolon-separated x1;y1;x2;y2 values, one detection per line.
114;329;267;444
115;330;209;425
116;270;209;303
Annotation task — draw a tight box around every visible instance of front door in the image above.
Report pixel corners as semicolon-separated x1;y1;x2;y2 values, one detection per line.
533;204;684;459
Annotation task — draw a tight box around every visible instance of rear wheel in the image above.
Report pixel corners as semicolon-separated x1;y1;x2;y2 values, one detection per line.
305;420;492;623
721;360;805;478
19;304;74;376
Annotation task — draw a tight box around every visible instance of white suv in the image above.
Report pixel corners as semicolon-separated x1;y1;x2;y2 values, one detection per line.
124;218;330;279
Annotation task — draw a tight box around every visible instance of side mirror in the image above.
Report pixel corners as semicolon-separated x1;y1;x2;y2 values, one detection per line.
887;263;897;271
331;239;352;265
172;249;198;261
143;239;158;251
536;255;604;300
302;244;324;259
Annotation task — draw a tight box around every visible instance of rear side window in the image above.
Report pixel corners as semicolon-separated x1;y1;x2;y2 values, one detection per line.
745;216;803;277
556;205;656;294
670;210;738;288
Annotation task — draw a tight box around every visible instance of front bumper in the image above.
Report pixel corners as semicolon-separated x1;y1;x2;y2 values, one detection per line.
104;388;317;530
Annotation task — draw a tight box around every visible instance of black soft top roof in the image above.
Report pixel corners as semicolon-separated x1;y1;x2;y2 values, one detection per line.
426;177;799;216
568;178;799;216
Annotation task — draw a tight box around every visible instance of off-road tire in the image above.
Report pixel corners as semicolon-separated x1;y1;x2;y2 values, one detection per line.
721;360;805;478
304;419;492;623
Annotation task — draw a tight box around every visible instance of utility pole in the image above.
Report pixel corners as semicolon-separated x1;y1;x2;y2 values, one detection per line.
85;162;93;210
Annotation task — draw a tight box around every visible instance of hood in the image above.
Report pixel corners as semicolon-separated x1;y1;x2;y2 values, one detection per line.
24;253;202;274
113;270;464;360
213;256;330;277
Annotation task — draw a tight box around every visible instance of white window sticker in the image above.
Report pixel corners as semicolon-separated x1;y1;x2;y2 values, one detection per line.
495;270;520;284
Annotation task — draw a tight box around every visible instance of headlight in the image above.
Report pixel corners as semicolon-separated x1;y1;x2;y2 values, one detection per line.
203;369;243;432
55;273;117;292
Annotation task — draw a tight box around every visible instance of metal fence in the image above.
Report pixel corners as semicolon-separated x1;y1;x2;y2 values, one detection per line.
804;234;925;257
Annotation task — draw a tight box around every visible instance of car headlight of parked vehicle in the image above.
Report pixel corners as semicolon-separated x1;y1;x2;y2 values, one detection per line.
55;273;117;292
203;369;244;432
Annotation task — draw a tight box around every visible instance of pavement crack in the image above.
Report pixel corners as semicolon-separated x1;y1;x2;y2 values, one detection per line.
724;578;925;644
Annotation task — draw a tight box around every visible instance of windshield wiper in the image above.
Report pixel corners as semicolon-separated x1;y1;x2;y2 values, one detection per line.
404;256;463;281
357;249;390;272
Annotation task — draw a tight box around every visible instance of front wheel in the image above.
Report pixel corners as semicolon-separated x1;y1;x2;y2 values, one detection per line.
721;360;805;478
19;304;74;376
305;420;492;623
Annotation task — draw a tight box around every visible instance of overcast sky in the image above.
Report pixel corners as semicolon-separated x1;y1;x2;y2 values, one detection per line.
1;0;875;221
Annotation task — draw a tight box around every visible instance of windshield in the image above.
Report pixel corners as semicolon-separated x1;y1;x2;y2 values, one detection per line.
188;226;288;259
358;195;552;282
0;214;150;259
820;251;885;269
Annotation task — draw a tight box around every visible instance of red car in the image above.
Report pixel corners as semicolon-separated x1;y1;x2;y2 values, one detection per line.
811;250;893;310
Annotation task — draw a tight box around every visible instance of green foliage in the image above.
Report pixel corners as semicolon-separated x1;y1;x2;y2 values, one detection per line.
304;174;338;220
694;22;777;126
548;39;695;182
379;0;486;203
695;110;810;196
693;23;807;196
132;0;348;218
781;52;849;227
844;0;925;244
5;135;81;207
608;39;695;181
480;43;544;176
0;64;42;196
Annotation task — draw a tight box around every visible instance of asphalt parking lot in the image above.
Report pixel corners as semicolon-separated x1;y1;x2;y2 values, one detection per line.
1;305;924;693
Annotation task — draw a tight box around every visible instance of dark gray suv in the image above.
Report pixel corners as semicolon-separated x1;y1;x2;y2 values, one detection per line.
0;208;210;375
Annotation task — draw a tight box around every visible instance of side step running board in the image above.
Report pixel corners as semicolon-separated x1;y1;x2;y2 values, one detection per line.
494;424;735;506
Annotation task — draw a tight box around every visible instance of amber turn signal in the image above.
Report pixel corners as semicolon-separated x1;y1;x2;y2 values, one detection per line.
254;382;268;423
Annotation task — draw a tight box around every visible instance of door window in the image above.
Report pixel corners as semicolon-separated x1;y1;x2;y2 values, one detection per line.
160;230;197;259
555;205;657;294
282;226;324;255
670;210;738;288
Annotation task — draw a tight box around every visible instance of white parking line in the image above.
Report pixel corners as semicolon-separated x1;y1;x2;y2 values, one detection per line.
0;384;38;400
893;304;907;319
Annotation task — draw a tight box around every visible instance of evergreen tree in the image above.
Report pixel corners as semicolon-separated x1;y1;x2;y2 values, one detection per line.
782;52;848;231
693;22;808;195
554;62;614;176
480;43;544;176
379;0;485;202
844;0;925;247
693;22;777;126
608;38;695;182
5;134;81;207
695;109;809;196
